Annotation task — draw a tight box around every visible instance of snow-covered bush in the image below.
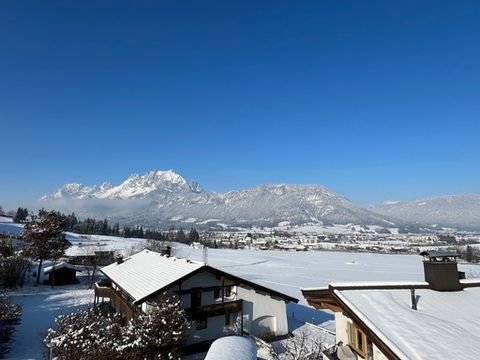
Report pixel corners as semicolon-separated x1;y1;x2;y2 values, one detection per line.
0;294;22;357
121;293;189;359
45;293;188;360
0;255;30;288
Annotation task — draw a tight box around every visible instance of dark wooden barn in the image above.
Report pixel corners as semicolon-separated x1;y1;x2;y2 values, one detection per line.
44;262;83;285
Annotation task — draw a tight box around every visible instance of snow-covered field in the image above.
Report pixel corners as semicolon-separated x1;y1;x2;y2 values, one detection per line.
7;278;93;360
176;246;479;302
3;229;480;359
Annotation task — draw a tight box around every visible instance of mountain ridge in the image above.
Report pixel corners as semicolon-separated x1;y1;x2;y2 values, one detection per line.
42;169;480;230
42;170;397;229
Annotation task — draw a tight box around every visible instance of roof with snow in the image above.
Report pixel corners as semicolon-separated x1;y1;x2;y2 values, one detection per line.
43;262;84;274
303;281;480;360
101;249;298;304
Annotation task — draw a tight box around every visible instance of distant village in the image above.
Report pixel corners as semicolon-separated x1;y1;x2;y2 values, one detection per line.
199;228;480;256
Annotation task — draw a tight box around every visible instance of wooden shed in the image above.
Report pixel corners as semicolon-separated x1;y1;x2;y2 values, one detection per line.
43;262;83;285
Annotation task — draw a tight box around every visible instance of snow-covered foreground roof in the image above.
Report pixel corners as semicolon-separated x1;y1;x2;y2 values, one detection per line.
205;336;257;360
101;250;203;302
336;286;480;359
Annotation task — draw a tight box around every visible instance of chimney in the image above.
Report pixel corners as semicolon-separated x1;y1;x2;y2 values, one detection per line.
410;289;417;310
419;251;462;291
160;246;172;257
116;255;124;265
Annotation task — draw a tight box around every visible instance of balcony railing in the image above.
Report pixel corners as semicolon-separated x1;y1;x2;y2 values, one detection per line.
186;299;243;321
94;280;136;320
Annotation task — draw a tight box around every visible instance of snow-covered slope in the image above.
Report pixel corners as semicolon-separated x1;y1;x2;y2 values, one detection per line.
42;170;395;228
371;194;480;230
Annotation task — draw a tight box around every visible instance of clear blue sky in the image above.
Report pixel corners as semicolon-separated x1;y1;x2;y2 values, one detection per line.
1;1;480;208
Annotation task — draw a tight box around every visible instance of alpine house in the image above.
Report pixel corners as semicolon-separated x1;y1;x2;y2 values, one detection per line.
95;249;298;347
302;251;480;360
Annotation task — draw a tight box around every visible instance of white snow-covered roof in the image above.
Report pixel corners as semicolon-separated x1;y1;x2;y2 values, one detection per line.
335;285;480;359
101;250;204;302
43;262;85;274
328;280;429;288
205;336;257;360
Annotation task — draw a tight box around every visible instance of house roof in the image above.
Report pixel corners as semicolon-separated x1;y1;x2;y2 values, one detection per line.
101;249;298;304
303;281;480;360
101;250;204;302
43;262;84;274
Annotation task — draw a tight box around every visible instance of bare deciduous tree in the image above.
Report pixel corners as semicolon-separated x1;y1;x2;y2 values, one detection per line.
23;209;70;285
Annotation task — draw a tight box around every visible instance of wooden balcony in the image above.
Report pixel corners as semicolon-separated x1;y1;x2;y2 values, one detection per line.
94;280;136;321
186;299;243;321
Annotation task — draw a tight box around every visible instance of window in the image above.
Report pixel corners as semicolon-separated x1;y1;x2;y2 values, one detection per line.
214;287;220;299
367;340;374;360
347;322;367;357
191;289;201;308
196;318;207;330
224;286;232;298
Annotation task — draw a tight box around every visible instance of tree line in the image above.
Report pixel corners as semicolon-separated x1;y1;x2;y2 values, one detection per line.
11;207;201;244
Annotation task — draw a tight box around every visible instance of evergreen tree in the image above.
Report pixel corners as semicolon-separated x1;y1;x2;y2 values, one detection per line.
188;228;200;244
466;245;474;262
13;208;28;223
175;229;186;244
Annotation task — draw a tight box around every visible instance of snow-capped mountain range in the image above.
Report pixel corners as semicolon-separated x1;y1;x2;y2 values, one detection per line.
370;194;480;231
42;170;398;229
43;170;203;200
42;170;480;230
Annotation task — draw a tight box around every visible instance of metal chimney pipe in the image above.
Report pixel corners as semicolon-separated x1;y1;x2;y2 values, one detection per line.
411;289;417;310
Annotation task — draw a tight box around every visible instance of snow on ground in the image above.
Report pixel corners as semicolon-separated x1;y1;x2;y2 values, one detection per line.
65;234;147;257
7;278;93;359
0;222;24;237
175;246;479;303
5;233;480;359
0;222;82;242
0;216;13;223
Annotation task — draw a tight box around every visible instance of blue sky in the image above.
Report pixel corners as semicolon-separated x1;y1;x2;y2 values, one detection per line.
1;1;480;208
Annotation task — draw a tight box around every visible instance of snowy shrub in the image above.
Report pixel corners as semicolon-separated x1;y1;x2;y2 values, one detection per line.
0;294;22;357
0;255;30;288
121;293;189;359
45;293;188;360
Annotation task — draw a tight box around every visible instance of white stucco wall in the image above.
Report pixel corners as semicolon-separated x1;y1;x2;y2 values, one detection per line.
140;270;289;344
236;286;289;337
335;312;349;345
186;313;242;345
